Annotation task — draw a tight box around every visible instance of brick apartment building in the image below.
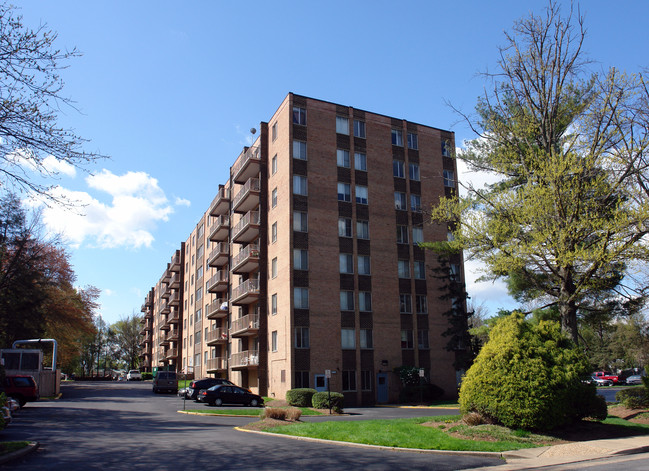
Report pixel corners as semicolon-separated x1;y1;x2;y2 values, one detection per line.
139;93;464;406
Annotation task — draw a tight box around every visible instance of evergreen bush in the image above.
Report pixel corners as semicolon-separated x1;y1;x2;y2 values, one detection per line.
459;313;604;430
615;387;649;409
312;391;344;413
141;372;153;380
286;388;317;407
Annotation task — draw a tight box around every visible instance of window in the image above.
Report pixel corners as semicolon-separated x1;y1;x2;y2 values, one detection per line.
401;330;414;349
413;227;424;244
354;152;367;171
295;371;309;388
397;225;409;244
293;106;306;125
342;370;356;391
295;327;310;348
339;253;353;273
391;129;403;146
410;194;421;212
272;122;277;141
361;370;372;390
294;249;308;270
450;264;460;281
338;217;352;237
293;175;307;195
418;330;430;349
443;169;455;188
340;291;354;311
293;140;307;160
359;292;372;312
336;116;349;134
195;353;201;366
272;331;278;352
294;211;308;232
272;154;277;175
358;255;371;275
447;231;455;242
271;188;277;208
398;260;410;278
196;286;203;301
355;185;368;204
407;132;418;150
204;351;208;364
360;328;373;348
337;182;351;202
442;139;450;156
400;294;412;313
197;224;204;239
393;160;405;178
271;293;277;315
409;163;420;180
337;149;350;168
354;119;365;138
356;220;369;239
271;257;278;278
196;265;203;280
394;192;407;210
414;261;426;280
272;222;277;243
416;295;427;314
294;287;309;309
341;328;355;349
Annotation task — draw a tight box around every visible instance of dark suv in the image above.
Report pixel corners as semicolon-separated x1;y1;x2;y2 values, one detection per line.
1;375;39;407
186;378;234;400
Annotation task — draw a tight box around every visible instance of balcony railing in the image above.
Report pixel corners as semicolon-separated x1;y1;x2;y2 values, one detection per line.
231;279;260;305
207;298;229;319
231;243;260;274
207;270;229;293
230;313;260;337
206;357;227;372
170;251;181;272
207;242;229;267
205;328;228;346
169;272;180;288
230;350;259;369
168;291;180;306
209;187;231;216
232;146;261;184
165;348;178;359
232;177;260;213
208;214;230;242
232;211;260;243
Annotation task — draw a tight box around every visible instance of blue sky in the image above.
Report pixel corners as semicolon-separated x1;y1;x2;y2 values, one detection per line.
14;1;649;325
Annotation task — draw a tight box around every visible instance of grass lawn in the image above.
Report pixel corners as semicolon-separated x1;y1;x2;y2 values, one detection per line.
184;407;323;416
263;414;649;452
0;441;30;456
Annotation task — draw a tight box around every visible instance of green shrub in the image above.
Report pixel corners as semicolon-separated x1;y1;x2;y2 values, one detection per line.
286;388;317;407
398;383;445;403
459;312;602;431
312;391;344;413
0;393;6;430
616;388;649;409
141;372;153;380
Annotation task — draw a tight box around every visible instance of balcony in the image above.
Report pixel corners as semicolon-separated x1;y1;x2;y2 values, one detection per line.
207;242;229;267
231;243;260;274
160;283;170;299
230;313;259;337
230;350;259;370
159;336;169;347
232;146;261;184
165;348;178;360
232;178;260;214
166;312;180;326
169;272;180;289
231;279;260;305
170;251;181;272
208;215;230;242
206;357;227;373
168;291;180;307
160;302;170;314
205;328;228;346
160;319;170;331
209;187;230;217
207;298;228;320
231;211;260;244
166;330;179;342
207;270;229;293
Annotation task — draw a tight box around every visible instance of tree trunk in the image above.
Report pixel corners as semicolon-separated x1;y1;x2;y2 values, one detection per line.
559;267;579;343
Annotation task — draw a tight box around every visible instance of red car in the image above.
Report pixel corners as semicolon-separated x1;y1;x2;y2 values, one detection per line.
1;375;39;407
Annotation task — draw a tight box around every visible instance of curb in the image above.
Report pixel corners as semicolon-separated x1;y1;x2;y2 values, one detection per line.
0;441;39;465
178;410;259;418
233;426;501;458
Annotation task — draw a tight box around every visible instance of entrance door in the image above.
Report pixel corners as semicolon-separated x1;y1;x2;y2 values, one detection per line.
377;373;388;403
314;374;328;392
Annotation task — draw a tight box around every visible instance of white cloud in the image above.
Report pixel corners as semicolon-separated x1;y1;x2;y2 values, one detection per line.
174;196;191;207
32;169;175;249
103;289;115;296
42;155;77;178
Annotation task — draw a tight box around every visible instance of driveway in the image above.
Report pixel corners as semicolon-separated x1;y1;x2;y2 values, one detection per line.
1;381;500;470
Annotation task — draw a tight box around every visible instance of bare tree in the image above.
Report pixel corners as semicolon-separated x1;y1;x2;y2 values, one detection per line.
0;3;105;204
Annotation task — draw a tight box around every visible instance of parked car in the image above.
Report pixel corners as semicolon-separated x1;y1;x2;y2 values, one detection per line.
625;375;644;385
126;370;142;381
591;376;613;387
185;378;235;400
1;403;11;426
1;375;39;407
197;384;263;407
592;371;619;384
152;371;178;394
